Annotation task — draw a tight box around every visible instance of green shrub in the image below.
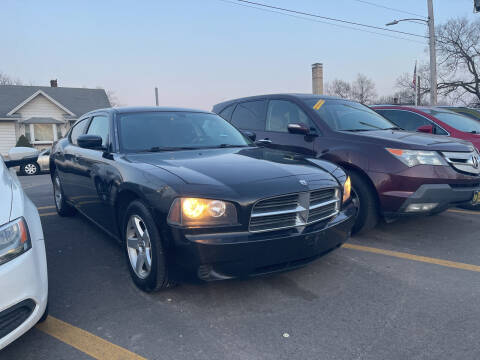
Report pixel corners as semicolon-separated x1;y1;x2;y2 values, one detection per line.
16;134;32;147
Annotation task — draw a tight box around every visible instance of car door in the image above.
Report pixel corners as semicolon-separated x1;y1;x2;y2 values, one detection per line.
60;117;90;197
230;100;269;141
261;99;317;156
73;114;117;233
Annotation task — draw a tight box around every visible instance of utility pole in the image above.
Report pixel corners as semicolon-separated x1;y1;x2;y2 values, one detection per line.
417;76;421;105
154;87;159;106
427;0;437;105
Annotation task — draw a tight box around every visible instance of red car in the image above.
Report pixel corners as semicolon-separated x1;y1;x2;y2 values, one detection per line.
372;105;480;151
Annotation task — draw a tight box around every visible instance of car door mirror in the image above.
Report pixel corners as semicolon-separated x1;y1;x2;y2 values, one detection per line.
288;123;310;135
241;130;256;141
77;134;103;149
4;147;39;168
417;125;434;134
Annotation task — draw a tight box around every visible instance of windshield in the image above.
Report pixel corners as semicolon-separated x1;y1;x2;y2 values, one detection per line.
303;98;397;131
118;111;252;152
423;109;480;134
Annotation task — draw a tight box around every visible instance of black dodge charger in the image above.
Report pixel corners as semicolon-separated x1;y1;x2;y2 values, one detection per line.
50;107;355;292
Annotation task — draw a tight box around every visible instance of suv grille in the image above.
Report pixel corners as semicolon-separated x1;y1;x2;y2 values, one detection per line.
441;151;480;176
249;188;340;233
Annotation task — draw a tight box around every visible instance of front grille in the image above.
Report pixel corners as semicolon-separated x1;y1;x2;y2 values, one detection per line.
442;151;480;176
0;299;35;339
249;188;340;233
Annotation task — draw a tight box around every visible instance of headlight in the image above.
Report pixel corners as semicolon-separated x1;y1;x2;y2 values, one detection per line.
167;198;238;227
0;218;31;266
386;148;446;167
342;176;351;203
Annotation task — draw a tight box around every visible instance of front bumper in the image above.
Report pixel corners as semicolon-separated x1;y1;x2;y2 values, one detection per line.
0;241;48;350
167;203;355;281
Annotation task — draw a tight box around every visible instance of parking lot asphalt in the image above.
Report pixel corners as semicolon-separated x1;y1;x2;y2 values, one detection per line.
2;174;480;360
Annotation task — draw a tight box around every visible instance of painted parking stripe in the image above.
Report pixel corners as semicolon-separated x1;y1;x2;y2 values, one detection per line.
343;243;480;273
36;316;146;360
37;205;56;210
448;209;480;216
39;212;58;217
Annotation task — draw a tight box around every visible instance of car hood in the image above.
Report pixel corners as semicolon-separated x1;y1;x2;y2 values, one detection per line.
0;162;13;225
125;147;339;187
347;130;474;152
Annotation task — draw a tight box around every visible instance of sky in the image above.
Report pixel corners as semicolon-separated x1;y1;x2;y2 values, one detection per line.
1;0;478;110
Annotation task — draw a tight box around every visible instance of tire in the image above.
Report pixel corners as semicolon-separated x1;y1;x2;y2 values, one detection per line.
38;303;49;323
21;162;39;176
52;171;76;217
123;200;174;292
347;170;379;235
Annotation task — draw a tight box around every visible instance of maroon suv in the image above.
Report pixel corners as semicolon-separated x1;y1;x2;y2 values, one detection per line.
213;94;480;234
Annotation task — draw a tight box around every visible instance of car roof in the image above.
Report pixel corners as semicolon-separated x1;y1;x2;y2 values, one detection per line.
83;106;213;117
372;105;456;112
212;93;344;111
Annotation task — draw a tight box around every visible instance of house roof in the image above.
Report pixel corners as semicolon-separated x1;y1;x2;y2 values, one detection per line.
20;117;64;124
0;85;111;118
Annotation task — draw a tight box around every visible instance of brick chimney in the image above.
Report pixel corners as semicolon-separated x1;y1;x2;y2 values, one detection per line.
50;79;58;87
311;63;323;95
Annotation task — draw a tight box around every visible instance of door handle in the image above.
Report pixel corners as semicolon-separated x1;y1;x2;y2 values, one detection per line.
257;138;272;145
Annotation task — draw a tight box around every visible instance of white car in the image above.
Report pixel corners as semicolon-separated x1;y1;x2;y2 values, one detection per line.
0;147;48;350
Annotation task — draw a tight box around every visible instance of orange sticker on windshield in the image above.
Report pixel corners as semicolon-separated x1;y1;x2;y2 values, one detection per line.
313;99;325;110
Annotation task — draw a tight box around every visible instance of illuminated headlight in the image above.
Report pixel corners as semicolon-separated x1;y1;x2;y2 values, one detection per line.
0;218;32;266
342;176;351;204
386;148;446;167
167;198;238;227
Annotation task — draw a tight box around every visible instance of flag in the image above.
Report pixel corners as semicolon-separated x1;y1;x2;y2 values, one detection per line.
412;61;417;89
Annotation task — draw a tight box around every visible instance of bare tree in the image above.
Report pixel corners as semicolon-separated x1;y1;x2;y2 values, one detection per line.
325;79;352;99
106;90;120;107
351;74;377;104
0;72;23;85
435;17;480;105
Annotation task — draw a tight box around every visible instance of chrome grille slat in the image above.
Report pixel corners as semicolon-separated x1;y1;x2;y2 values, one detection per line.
441;151;480;176
249;188;340;233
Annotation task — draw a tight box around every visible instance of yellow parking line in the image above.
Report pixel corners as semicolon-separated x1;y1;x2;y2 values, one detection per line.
39;212;57;217
36;316;146;360
448;209;480;216
343;243;480;273
37;205;56;210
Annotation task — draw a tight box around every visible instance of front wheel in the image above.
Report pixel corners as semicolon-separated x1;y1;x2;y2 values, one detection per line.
348;170;379;235
123;200;174;292
21;162;39;176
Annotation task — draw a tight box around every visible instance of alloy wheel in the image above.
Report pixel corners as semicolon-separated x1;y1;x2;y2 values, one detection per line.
24;163;37;175
126;215;153;279
54;176;62;210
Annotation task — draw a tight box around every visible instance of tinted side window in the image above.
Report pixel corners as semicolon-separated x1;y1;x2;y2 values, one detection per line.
219;104;236;121
266;100;314;133
70;118;89;145
231;100;266;130
376;110;448;136
87;115;109;147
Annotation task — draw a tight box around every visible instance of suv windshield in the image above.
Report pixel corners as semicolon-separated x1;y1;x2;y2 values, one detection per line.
423;109;480;133
118;111;252;152
304;98;396;131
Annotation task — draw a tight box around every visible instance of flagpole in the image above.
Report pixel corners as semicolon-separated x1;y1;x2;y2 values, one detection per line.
414;61;418;106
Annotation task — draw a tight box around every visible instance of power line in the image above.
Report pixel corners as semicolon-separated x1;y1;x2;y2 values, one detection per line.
231;0;428;39
351;0;426;19
218;0;426;44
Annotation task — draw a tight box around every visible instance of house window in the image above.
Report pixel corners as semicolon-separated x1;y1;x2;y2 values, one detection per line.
25;125;31;142
33;124;54;142
56;125;63;139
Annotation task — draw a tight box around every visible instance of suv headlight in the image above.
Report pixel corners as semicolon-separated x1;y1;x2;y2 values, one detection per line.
0;218;32;266
386;148;446;167
167;198;238;227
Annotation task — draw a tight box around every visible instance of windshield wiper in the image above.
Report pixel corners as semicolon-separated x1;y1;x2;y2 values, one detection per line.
139;146;198;153
358;121;386;130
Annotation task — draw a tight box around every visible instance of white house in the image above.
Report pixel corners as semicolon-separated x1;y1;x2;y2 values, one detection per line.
0;83;111;155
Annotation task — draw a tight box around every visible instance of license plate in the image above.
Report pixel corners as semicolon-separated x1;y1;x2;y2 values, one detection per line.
473;191;480;205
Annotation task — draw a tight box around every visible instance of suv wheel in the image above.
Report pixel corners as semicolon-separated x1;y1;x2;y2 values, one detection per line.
348;170;379;235
123;200;174;292
53;172;76;216
21;162;39;176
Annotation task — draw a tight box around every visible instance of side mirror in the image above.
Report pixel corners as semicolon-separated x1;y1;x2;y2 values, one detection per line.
77;134;103;149
288;123;310;135
417;125;434;134
5;147;39;168
242;130;256;142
